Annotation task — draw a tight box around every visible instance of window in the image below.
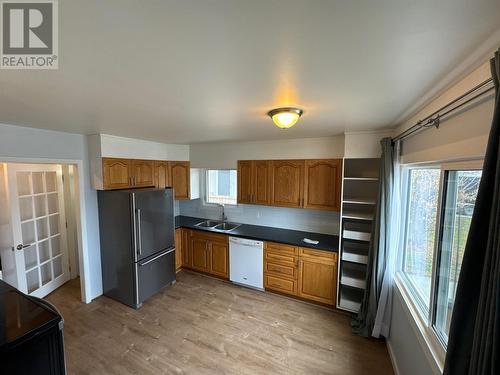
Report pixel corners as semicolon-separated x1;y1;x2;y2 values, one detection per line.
400;162;482;350
402;169;441;314
433;170;481;344
205;170;237;205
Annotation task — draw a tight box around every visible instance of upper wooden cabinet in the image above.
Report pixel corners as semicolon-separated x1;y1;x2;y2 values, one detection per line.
154;161;170;189
254;160;271;205
237;158;342;211
131;159;155;188
170;161;190;200
237;160;271;205
304;159;342;211
102;158;131;190
237;161;254;204
100;158;193;197
270;160;305;208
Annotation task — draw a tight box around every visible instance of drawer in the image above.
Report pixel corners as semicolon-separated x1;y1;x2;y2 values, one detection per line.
299;247;337;263
190;229;228;244
264;242;298;256
265;261;297;279
265;250;298;265
264;275;297;295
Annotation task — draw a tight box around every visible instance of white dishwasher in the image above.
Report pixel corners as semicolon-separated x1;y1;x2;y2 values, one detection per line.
229;237;264;290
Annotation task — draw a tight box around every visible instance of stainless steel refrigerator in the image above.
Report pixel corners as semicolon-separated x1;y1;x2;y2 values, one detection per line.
97;188;176;309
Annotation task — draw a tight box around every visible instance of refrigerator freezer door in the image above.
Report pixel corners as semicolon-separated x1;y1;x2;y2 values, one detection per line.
133;189;175;261
136;247;176;305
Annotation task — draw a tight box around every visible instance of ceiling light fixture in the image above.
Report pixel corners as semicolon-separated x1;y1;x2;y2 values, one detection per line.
267;107;303;129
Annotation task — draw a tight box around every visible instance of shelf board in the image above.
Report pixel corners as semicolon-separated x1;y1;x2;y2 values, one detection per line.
342;252;368;265
341;265;367;289
338;298;361;313
343;230;371;242
342;213;373;221
344;177;379;181
343;198;376;205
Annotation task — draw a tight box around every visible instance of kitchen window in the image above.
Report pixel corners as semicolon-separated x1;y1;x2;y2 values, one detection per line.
205;170;237;205
399;161;482;351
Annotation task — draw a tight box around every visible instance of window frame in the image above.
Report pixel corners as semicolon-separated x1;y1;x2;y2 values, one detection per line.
396;159;483;371
203;169;238;206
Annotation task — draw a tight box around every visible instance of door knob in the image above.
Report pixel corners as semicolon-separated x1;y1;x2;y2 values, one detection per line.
16;244;31;250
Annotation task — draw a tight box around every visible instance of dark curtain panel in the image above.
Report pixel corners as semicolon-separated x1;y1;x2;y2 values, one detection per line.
444;48;500;374
352;137;397;337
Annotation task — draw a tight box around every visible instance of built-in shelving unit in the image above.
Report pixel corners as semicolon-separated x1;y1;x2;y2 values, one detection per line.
337;158;380;313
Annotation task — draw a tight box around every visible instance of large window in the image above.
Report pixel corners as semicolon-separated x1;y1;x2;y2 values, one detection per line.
400;162;482;349
206;170;237;205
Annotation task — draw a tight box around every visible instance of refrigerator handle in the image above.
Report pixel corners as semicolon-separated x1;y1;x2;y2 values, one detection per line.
131;194;138;262
137;208;142;256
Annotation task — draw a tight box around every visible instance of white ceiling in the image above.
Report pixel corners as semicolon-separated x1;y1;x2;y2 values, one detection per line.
1;0;500;144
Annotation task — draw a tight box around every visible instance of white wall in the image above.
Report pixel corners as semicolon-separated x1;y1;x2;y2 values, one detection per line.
99;134;189;160
189;136;345;169
398;62;494;164
0;123;102;302
179;199;340;235
344;130;395;158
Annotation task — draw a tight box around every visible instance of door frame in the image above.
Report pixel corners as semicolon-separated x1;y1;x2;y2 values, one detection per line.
1;157;92;303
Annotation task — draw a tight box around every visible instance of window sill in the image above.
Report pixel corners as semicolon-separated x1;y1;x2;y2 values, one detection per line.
394;273;445;374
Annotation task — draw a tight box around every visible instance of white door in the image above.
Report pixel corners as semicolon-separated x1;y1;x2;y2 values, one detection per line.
6;164;70;297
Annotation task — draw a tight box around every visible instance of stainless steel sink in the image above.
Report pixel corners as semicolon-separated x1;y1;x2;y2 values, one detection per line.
195;220;222;228
213;222;241;231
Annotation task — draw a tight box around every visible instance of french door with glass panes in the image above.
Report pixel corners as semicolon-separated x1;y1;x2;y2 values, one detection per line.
6;164;70;297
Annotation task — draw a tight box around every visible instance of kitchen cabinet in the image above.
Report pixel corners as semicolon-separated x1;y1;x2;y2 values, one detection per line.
181;229;192;268
131;159;155;188
263;242;298;296
304;159;342;211
237;160;253;204
263;241;337;306
187;230;229;279
237;160;271;205
100;158;192;196
102;158;132;190
170;161;190;200
154;161;170;189
175;228;183;271
270;160;305;208
237;158;342;211
297;248;337;305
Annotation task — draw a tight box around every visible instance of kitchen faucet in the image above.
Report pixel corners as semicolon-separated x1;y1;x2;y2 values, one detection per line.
218;204;227;222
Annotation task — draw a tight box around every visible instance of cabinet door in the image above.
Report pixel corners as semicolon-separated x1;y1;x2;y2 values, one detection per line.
191;236;210;272
237;160;254;204
254;160;271;205
209;241;229;278
181;230;192;267
270;160;304;208
131;159;155;188
298;257;336;305
154;161;171;189
170;161;190;200
102;158;132;190
175;229;182;271
304;159;342;211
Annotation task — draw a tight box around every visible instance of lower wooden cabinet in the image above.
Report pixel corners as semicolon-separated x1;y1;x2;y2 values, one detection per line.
297;248;337;305
264;241;337;306
181;229;192;268
184;230;229;279
174;229;183;271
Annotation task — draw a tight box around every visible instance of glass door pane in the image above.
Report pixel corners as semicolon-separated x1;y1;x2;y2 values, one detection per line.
433;170;482;344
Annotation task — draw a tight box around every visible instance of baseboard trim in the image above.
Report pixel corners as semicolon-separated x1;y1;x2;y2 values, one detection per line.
386;339;401;375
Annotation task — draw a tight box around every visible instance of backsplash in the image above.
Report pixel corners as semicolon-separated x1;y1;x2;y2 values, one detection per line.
178;199;340;235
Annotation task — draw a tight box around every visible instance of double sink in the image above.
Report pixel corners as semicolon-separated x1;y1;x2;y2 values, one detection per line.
195;220;241;232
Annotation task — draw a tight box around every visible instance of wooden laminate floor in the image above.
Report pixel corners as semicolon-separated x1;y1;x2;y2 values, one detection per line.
46;271;394;375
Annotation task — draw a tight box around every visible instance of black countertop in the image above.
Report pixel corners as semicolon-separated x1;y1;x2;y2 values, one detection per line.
175;215;339;252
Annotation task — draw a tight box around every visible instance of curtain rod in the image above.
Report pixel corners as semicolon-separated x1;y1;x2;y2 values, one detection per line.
393;77;495;141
